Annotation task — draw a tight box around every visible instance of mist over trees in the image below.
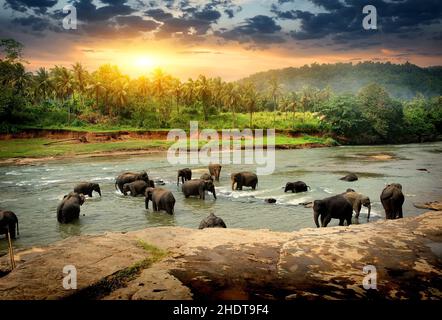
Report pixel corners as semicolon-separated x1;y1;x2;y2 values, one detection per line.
241;62;442;100
1;39;441;144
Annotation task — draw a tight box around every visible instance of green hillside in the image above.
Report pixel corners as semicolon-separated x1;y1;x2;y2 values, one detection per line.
240;62;442;99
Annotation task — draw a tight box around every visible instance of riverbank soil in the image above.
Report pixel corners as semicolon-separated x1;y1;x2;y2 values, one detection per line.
0;130;332;165
0;211;441;300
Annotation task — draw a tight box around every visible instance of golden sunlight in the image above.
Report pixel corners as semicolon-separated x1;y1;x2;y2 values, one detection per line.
135;56;156;68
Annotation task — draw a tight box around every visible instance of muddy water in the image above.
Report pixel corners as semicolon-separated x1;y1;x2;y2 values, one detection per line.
0;142;441;251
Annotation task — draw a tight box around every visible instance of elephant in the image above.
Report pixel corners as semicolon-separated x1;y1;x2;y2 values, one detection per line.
115;171;150;193
57;192;85;224
199;212;226;229
74;182;101;197
343;191;371;220
380;183;405;219
145;187;176;215
177;168;192;185
313;195;353;227
182;179;216;200
208;164;222;182
0;210;19;239
340;173;358;181
231;172;258;190
200;172;213;181
284;181;310;193
122;180;154;196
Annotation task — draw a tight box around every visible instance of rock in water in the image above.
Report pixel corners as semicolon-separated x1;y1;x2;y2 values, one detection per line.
340;173;358;181
265;198;277;204
199;213;226;229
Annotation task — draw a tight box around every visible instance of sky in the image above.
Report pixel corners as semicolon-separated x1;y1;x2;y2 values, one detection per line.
0;0;441;80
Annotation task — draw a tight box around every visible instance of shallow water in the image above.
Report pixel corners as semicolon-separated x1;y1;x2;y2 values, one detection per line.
1;142;441;251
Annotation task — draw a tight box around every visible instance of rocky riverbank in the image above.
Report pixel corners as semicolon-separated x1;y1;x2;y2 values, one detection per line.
0;211;441;300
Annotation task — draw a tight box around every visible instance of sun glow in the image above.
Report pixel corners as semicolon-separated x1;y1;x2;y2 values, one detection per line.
135;56;156;68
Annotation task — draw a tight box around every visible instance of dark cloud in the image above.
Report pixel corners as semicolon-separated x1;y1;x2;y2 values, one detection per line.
12;14;59;33
115;15;160;31
224;9;234;18
217;15;285;45
5;0;57;14
272;0;442;41
193;8;221;21
144;8;173;21
66;0;134;22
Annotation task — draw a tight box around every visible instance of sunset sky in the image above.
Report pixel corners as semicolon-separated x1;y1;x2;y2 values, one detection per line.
0;0;441;80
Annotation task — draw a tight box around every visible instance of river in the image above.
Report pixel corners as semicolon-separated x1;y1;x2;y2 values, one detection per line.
1;142;441;251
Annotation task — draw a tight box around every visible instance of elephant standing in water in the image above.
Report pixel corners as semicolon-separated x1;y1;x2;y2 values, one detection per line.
74;182;101;197
199;213;226;229
177;168;192;185
182;179;216;200
145;187;176;215
115;171;150;193
57;192;85;224
284;181;309;193
209;164;222;182
313;195;353;227
380;183;405;219
343;191;371;220
231;172;258;190
122;180;154;196
0;210;19;239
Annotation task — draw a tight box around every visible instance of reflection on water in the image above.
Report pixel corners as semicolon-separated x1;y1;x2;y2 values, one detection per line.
0;142;441;251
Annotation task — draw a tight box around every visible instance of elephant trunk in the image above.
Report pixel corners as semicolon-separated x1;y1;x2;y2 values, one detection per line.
212;188;217;199
314;210;320;228
177;174;180;186
231;180;236;191
367;203;371;221
97;187;102;197
145;197;149;209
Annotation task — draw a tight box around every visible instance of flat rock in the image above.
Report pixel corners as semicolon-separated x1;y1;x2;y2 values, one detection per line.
0;212;441;300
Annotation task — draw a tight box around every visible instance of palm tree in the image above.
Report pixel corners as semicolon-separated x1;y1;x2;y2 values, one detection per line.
268;76;282;126
51;66;74;122
137;76;151;105
33;67;52;102
223;83;239;128
242;82;258;128
86;78;105;110
72;62;88;108
195;74;211;121
111;77;129;116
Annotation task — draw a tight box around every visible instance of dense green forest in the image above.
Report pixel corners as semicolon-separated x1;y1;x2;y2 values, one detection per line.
241;62;442;99
1;39;441;144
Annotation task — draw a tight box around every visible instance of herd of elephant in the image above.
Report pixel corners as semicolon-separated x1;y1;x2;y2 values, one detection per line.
0;164;405;241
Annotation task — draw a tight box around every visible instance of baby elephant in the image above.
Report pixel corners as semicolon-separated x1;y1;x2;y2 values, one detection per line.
231;172;258;190
57;192;85;224
380;183;405;219
145;187;176;215
200;172;213;181
284;181;309;193
199;212;226;229
74;182;101;197
123;180;154;196
182;179;216;200
313;194;353;227
177;168;192;185
343;191;371;221
0;210;19;239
